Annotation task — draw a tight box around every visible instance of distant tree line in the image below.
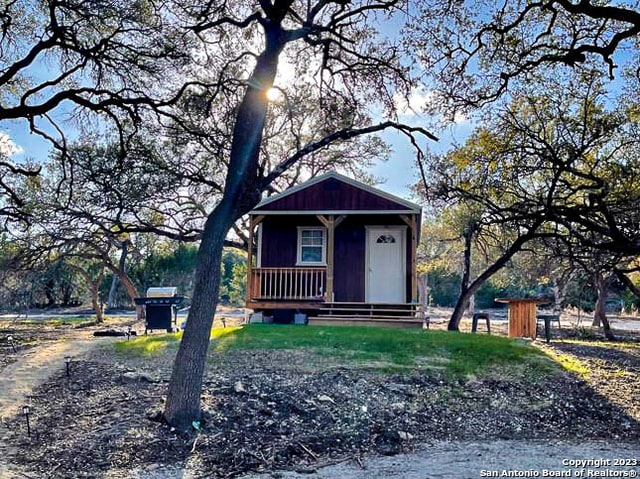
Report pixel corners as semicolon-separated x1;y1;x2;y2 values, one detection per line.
106;244;247;309
425;267;636;315
0;242;246;312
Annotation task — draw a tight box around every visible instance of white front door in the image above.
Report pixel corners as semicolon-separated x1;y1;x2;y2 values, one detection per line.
366;227;406;303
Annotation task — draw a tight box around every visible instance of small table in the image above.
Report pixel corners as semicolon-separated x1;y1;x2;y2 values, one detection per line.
495;298;548;339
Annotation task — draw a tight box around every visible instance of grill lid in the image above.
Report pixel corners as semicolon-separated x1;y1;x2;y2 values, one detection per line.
134;296;183;305
146;287;178;298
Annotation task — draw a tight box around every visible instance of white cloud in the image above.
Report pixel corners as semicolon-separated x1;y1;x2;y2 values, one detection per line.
393;88;436;116
451;110;469;125
394;88;470;125
0;132;23;157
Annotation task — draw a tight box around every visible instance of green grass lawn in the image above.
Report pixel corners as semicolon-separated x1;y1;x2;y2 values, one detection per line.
218;325;553;376
116;324;554;378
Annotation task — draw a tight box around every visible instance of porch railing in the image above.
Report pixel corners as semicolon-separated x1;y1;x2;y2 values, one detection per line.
249;267;326;301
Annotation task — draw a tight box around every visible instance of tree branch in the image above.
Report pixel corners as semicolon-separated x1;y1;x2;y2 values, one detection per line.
262;121;437;187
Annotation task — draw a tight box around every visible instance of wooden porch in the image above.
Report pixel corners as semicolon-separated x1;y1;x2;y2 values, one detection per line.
245;219;424;327
248;266;326;300
246;266;327;310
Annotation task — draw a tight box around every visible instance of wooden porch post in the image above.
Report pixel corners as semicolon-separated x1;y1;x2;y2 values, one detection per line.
401;214;418;303
246;215;264;303
317;215;346;303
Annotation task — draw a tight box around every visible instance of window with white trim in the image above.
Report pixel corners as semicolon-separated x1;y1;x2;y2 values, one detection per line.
297;227;326;265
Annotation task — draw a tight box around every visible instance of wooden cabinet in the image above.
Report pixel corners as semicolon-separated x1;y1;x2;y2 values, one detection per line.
496;298;546;339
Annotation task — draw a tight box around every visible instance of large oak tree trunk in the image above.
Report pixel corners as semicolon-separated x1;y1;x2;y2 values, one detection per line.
448;223;474;330
163;18;287;430
162;209;234;429
91;289;104;323
87;268;105;323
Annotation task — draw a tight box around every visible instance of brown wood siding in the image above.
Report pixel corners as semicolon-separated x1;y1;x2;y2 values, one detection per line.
260;217;295;267
334;218;366;302
255;178;412;212
260;216;323;267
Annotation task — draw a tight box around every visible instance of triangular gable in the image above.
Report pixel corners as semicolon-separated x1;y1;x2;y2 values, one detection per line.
252;172;421;213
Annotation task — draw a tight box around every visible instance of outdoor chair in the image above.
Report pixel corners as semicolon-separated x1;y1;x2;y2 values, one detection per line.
471;312;491;334
536;314;561;343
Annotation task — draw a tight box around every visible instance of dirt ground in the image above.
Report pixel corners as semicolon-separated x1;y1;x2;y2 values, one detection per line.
0;313;639;478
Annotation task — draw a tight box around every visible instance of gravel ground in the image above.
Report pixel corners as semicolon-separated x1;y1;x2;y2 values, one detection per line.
0;329;638;479
244;440;640;479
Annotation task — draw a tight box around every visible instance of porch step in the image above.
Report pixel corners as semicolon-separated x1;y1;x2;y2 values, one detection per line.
320;302;418;318
308;316;423;329
324;302;417;308
318;309;416;316
317;313;417;320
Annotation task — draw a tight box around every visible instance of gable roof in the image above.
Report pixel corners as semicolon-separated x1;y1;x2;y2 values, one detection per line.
251;171;421;214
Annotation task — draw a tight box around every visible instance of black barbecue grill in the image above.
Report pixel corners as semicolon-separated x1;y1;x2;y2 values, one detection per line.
134;287;184;333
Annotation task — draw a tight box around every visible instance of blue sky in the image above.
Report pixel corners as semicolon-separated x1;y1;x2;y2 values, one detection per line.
2;108;471;203
374;120;473;200
1;121;52;164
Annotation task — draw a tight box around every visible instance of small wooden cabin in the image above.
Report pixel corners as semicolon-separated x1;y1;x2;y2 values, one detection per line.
246;172;423;327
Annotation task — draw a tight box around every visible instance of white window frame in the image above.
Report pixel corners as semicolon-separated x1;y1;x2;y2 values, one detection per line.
296;227;326;266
